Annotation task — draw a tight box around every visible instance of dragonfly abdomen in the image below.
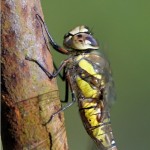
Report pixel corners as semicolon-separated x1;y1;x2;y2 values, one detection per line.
79;100;117;150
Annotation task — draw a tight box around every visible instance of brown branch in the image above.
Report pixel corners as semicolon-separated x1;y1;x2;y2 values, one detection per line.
1;0;68;149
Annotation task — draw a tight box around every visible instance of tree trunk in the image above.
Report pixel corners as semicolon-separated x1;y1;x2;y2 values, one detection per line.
1;0;68;149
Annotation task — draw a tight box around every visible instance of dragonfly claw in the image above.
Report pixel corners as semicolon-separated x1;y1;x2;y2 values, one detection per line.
25;55;33;61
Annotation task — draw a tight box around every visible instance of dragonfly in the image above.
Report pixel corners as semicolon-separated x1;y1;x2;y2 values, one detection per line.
26;14;118;150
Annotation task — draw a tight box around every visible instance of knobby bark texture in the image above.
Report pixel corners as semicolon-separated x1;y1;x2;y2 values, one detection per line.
1;0;69;149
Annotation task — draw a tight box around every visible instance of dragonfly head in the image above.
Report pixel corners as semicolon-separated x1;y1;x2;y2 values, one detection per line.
63;26;99;51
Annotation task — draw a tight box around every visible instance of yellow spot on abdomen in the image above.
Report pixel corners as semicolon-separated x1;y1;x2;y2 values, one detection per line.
76;76;98;98
79;59;102;79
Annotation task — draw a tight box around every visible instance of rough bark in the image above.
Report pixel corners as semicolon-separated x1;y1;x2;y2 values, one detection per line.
1;0;68;149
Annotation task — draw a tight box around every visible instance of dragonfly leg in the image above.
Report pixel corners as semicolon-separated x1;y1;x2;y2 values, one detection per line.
36;14;69;54
60;79;69;103
45;73;76;124
46;92;76;124
53;62;63;80
25;56;69;79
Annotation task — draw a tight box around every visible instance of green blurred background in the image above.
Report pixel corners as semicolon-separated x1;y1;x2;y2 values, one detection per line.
41;0;150;150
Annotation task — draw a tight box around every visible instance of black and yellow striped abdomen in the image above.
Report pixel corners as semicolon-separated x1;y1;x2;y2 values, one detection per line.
69;52;117;150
